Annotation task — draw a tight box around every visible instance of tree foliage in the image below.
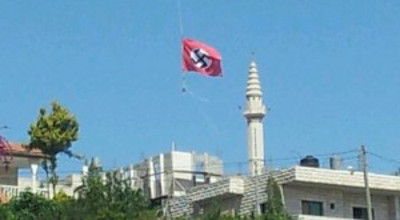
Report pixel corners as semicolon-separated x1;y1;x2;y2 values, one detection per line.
0;165;158;220
0;177;293;220
0;101;294;220
262;176;292;220
28;101;79;194
74;164;158;220
2;192;59;220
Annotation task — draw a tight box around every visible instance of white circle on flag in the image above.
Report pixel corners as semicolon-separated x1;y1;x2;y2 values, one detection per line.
190;48;212;69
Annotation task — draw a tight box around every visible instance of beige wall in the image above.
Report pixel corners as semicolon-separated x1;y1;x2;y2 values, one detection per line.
0;167;17;185
283;184;392;220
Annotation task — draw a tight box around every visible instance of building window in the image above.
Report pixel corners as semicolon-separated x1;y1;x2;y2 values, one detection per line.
353;207;375;220
302;200;323;216
260;202;266;214
195;161;204;172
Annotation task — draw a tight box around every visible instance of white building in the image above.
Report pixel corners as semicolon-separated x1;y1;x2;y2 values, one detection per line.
0;142;48;201
118;147;224;202
169;165;400;220
282;166;400;220
45;147;224;200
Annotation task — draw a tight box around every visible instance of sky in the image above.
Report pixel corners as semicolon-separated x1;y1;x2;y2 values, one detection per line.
0;0;400;176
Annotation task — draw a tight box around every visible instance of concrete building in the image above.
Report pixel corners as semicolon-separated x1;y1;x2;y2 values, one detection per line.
19;146;224;200
0;141;48;201
117;147;224;202
169;165;400;220
282;166;400;220
50;173;84;197
37;147;224;200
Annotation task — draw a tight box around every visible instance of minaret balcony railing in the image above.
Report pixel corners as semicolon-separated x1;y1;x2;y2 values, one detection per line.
243;106;266;118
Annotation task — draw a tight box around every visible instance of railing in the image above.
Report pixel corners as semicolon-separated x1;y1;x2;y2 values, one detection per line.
0;184;48;200
294;215;356;220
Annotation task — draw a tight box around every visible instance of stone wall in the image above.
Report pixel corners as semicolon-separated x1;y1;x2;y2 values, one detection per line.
169;176;246;218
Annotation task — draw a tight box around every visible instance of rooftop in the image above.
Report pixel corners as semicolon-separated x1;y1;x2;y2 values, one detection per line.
279;166;400;194
8;142;46;159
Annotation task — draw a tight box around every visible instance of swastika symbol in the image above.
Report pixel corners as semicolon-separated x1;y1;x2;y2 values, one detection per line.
190;48;212;69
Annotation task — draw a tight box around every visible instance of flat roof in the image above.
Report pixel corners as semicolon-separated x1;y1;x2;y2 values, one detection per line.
279;166;400;193
7;142;46;159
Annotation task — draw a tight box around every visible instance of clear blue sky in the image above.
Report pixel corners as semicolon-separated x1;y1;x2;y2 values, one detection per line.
1;1;399;175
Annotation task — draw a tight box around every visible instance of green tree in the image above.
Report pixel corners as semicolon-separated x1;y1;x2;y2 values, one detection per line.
197;200;221;220
5;192;59;220
0;204;14;220
262;176;292;220
74;163;158;220
28;101;79;195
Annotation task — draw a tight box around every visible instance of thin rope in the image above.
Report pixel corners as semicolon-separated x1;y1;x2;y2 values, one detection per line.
177;0;184;39
176;0;209;100
185;89;210;103
175;0;221;159
177;0;187;93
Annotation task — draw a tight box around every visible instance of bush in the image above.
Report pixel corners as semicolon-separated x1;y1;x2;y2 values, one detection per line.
0;166;158;220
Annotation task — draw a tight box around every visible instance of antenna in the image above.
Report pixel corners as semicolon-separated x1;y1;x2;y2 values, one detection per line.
140;151;146;161
171;141;176;151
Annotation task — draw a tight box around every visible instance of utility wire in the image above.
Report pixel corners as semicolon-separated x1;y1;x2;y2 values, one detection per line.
13;149;361;175
368;151;400;165
266;149;358;162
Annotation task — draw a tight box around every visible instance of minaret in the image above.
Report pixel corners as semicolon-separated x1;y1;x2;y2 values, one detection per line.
243;61;266;176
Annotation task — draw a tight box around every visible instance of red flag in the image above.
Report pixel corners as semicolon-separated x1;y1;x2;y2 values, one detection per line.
182;38;222;77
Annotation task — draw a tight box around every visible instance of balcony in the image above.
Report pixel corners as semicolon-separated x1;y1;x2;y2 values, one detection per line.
0;184;48;200
188;176;245;202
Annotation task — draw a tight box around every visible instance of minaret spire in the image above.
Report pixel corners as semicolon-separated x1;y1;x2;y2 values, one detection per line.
243;61;266;176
